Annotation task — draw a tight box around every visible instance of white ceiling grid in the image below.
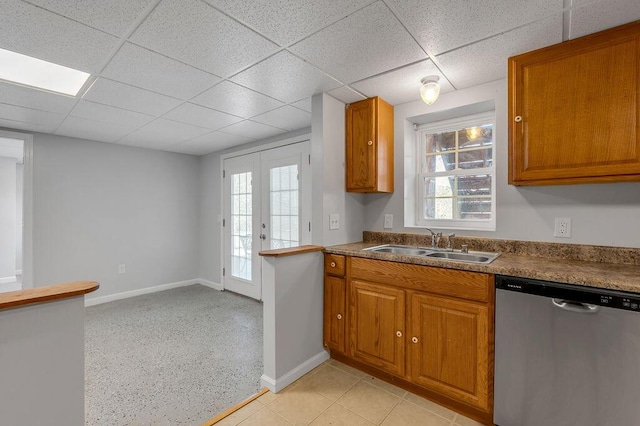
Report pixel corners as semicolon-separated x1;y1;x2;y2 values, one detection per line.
0;0;637;155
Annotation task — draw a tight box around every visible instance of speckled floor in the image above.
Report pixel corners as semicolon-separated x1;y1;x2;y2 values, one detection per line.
85;285;263;425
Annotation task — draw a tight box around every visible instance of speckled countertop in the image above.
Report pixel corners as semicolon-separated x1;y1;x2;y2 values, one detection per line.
323;232;640;294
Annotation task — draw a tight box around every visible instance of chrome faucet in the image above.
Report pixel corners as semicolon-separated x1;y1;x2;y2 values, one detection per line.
446;233;455;251
424;228;442;249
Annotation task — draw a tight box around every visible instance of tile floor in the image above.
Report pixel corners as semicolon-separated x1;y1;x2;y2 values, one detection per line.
215;359;484;426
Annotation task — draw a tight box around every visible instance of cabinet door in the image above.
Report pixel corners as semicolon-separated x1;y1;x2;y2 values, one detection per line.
324;276;346;353
509;22;640;185
346;98;377;191
408;292;490;412
349;279;405;376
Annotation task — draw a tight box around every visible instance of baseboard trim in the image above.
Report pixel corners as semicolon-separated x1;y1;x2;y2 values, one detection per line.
198;279;223;291
0;276;17;284
85;279;199;307
260;350;329;393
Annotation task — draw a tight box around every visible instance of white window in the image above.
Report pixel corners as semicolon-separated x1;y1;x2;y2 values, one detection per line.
415;112;495;230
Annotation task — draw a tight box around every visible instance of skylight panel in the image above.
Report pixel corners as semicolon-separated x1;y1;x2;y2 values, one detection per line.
0;48;90;96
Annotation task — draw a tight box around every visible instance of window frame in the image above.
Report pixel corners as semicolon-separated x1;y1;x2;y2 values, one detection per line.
414;111;496;231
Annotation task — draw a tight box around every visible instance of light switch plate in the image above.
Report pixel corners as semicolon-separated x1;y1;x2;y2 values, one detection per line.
384;214;393;229
329;213;339;230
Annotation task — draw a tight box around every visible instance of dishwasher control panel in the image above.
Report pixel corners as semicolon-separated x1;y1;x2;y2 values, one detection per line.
496;275;640;312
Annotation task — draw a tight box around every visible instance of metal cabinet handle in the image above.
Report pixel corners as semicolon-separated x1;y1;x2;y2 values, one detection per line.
330;261;336;267
337;314;342;320
367;140;373;146
514;115;522;122
396;331;403;337
411;337;418;343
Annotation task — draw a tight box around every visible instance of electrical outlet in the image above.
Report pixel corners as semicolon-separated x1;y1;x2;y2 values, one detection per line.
553;217;572;238
118;264;126;274
329;213;339;230
384;214;393;229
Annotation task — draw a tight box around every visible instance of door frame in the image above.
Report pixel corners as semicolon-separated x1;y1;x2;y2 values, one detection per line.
0;129;33;289
219;133;312;289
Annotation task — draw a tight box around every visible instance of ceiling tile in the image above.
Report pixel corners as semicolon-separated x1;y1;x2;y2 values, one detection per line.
204;0;375;46
351;60;454;105
55;116;136;143
220;120;286;140
326;86;367;104
436;16;563;89
119;118;212;149
385;0;561;56
82;78;182;116
0;81;77;115
570;0;640;39
0;103;65;128
291;98;312;113
251;106;311;131
231;51;341;103
70;101;154;131
289;1;427;83
0;0;119;73
130;0;279;77
162;103;242;130
102;43;222;100
191;81;284;118
178;131;256;154
22;0;157;37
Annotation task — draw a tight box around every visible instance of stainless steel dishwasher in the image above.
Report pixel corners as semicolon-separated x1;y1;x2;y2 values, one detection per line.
494;275;640;426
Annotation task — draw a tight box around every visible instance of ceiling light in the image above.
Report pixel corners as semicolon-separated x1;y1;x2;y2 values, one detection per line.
0;48;90;96
420;75;441;105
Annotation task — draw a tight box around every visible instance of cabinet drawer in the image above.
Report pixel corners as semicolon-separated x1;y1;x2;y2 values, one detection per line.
350;257;491;303
325;254;345;276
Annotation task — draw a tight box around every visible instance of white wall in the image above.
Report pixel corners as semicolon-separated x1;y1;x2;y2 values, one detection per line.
32;134;201;298
0;157;16;281
363;79;640;248
0;296;85;425
312;93;366;247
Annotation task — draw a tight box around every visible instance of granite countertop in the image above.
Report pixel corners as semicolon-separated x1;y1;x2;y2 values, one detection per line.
324;232;640;294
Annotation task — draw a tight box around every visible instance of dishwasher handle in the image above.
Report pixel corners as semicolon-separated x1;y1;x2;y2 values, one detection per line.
552;298;599;314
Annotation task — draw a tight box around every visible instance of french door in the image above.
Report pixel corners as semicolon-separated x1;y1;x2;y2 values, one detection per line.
222;141;311;300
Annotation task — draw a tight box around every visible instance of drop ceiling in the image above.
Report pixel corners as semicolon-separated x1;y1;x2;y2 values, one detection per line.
0;0;638;156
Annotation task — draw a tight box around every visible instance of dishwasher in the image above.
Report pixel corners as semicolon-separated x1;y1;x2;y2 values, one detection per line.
494;275;640;426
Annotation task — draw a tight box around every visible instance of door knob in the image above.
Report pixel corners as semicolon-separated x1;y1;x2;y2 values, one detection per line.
412;337;418;343
337;314;342;320
396;331;403;337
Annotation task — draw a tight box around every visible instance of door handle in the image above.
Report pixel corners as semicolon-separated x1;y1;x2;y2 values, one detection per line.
259;234;266;240
552;298;599;314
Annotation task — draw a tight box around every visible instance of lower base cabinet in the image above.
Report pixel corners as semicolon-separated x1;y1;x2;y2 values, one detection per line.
324;254;495;425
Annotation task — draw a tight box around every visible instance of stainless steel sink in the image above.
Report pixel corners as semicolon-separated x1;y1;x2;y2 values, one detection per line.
363;244;500;264
425;251;500;264
363;244;431;256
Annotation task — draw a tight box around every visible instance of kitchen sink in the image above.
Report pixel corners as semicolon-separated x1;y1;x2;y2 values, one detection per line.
363;244;500;264
364;245;431;256
425;251;500;264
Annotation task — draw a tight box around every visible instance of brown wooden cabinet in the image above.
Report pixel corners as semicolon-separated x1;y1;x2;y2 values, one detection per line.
407;292;490;411
508;21;640;185
323;254;346;353
345;97;394;193
324;255;494;424
348;279;405;376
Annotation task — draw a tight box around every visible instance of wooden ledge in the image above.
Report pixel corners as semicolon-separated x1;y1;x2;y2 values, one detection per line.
0;281;99;310
259;245;324;258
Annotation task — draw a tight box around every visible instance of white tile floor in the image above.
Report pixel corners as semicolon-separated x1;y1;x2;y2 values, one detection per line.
215;359;485;426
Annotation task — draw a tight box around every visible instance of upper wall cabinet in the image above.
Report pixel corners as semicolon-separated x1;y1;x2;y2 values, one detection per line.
346;96;394;193
508;21;640;185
